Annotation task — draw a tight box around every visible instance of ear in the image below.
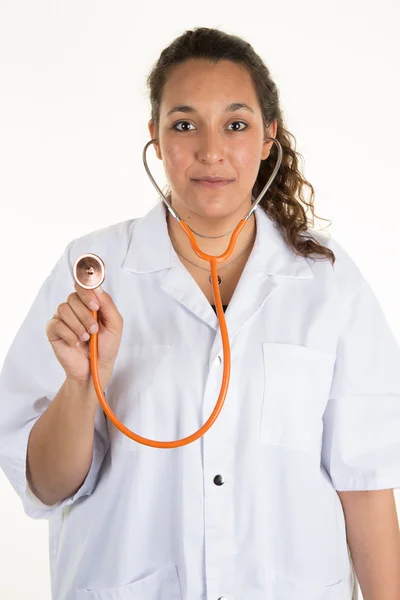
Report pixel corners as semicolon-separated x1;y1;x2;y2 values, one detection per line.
261;119;278;161
148;120;162;160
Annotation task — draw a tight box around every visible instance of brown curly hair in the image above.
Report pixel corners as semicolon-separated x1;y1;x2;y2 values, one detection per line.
146;27;335;266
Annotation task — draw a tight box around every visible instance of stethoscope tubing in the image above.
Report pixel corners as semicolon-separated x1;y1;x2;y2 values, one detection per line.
80;137;282;447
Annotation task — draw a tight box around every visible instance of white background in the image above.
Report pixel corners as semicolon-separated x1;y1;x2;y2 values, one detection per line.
0;1;399;598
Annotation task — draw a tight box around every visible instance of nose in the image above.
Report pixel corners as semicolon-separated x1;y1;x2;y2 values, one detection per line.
196;129;225;164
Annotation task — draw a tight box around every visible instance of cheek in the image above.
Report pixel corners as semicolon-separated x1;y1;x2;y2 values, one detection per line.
163;143;191;179
233;146;261;180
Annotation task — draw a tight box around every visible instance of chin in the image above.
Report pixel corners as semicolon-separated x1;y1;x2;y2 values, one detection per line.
172;188;246;218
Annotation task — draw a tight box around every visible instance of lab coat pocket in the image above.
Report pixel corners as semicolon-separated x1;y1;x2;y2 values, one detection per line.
260;343;336;452
76;564;181;600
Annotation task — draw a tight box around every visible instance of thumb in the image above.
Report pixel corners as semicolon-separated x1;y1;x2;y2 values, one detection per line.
92;286;122;332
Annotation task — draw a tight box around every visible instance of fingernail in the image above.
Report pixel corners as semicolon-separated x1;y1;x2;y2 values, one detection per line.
95;286;104;295
89;301;99;311
89;324;99;334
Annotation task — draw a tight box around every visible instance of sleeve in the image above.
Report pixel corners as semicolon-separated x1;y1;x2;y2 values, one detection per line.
321;273;400;491
0;241;110;520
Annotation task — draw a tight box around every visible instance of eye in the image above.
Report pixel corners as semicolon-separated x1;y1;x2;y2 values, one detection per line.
172;121;195;132
227;121;248;131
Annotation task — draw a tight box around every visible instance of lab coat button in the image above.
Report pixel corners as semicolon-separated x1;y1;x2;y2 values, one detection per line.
212;355;222;366
213;474;225;486
218;597;227;599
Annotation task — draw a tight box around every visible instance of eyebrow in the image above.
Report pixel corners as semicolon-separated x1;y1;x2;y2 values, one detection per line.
166;102;255;117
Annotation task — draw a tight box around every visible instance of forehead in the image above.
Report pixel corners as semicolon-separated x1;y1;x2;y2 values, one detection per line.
160;59;258;113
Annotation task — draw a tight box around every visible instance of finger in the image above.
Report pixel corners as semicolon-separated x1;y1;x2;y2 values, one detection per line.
74;283;122;333
59;300;98;341
91;286;123;333
47;318;81;348
73;282;101;313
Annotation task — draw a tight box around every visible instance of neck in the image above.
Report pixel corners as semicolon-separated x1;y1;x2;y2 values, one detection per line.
165;198;257;264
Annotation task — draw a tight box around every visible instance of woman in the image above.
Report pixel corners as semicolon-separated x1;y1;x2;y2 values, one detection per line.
1;27;400;600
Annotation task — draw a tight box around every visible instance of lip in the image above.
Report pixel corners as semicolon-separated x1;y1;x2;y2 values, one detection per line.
192;178;234;188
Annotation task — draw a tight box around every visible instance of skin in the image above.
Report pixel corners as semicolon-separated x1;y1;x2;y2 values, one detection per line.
148;58;277;264
338;489;400;599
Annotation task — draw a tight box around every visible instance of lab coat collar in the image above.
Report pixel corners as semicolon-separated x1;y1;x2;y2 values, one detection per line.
122;201;314;353
122;200;314;280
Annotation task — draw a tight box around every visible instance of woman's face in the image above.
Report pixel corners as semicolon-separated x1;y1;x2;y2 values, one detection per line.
148;59;277;220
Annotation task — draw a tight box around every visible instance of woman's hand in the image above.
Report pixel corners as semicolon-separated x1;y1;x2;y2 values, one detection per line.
46;283;123;387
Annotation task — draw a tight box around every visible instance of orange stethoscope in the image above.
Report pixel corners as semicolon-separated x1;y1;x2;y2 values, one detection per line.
72;137;282;449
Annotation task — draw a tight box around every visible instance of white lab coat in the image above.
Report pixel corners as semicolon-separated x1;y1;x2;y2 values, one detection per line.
1;200;399;600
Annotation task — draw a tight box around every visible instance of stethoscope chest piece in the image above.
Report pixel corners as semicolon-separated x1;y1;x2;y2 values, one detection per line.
73;253;105;290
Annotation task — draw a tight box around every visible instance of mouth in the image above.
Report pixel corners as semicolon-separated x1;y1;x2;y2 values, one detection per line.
191;177;234;188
